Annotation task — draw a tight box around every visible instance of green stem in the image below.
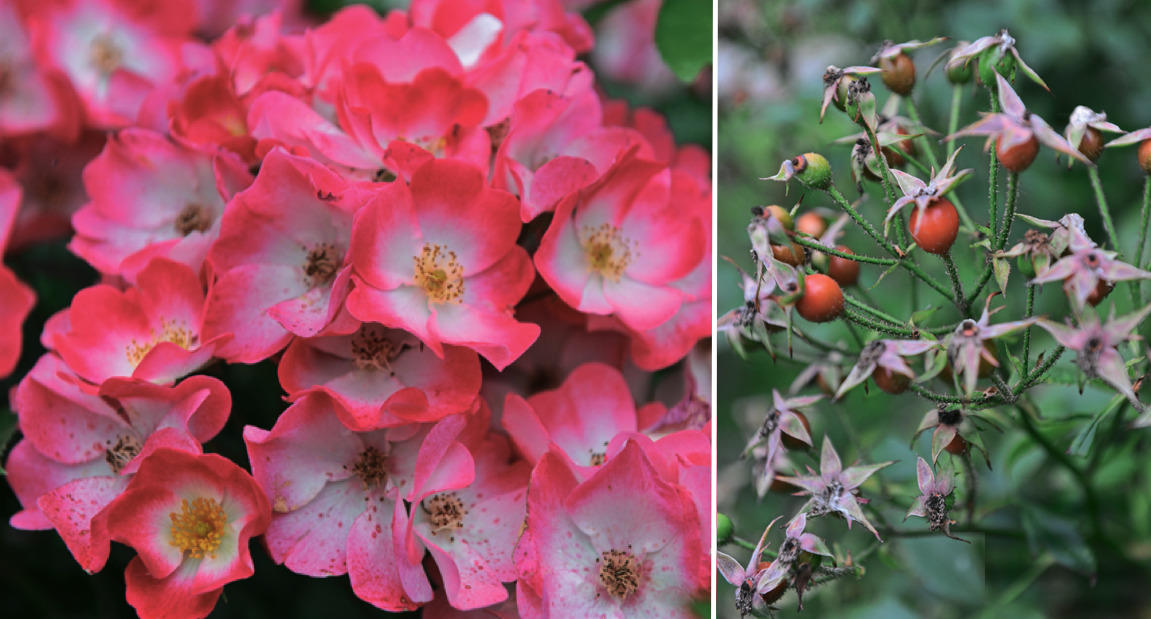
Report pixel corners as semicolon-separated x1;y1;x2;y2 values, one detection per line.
844;293;905;327
790;235;896;265
865;124;898;206
1135;177;1151;306
1014;346;1065;393
842;307;919;338
909;383;998;406
942;252;968;314
826;184;893;253
1088;166;1121;256
995;171;1020;249
1022;284;1035;369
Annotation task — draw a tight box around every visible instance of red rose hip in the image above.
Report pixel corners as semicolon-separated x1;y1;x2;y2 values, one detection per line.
907;198;959;255
796;274;843;323
828;245;860;286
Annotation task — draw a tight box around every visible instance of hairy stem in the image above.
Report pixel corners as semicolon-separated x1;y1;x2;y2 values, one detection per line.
1135;176;1151;306
995;171;1020;249
843;307;919;338
1023;284;1035;369
943;252;968;314
790;234;897;265
865;124;898;206
844;293;906;327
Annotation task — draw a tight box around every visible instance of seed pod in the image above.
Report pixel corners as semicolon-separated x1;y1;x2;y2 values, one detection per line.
879;52;916;95
794;153;832;190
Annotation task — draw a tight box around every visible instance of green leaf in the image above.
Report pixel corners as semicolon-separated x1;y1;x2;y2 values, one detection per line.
1021;506;1096;576
655;0;712;82
993;257;1010;297
0;409;18;475
1068;394;1125;459
909;305;940;325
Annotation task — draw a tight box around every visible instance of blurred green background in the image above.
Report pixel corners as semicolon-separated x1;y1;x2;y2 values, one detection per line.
718;1;1151;618
0;1;710;617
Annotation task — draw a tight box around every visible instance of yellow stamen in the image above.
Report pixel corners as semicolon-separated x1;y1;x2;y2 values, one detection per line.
169;497;227;559
413;243;464;304
581;223;635;282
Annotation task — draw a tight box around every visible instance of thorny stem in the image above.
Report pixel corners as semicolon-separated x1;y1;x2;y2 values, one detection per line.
844;293;906;327
865;124;898;206
942;252;968;314
906;346;1066;407
843;307;919;338
826;184;892;252
825;183;956;303
1022;284;1035;369
790;234;897;265
961;452;977;525
1134;176;1151;306
1015;399;1103;541
995;171;1020;250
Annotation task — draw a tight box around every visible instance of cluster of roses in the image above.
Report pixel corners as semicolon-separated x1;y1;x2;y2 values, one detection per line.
1;0;712;617
720;30;1151;616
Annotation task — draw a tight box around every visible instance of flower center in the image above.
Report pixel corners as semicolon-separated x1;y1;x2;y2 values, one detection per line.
350;325;409;373
777;537;801;564
349;446;387;489
303;243;341;286
104;434;142;474
413;243;464;304
90;33;123;74
598;547;641;600
125;319;197;367
937;407;962;427
1085;336;1104;354
424;492;467;536
959;319;979;338
1082;251;1101;270
582;223;635;282
174;203;212;236
588;451;606;466
169;497;227;559
925;493;949;531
